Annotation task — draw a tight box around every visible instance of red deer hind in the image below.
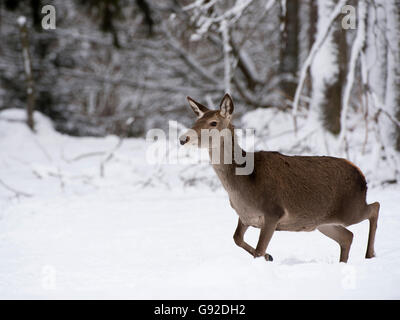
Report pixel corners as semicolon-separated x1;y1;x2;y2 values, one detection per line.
179;93;380;263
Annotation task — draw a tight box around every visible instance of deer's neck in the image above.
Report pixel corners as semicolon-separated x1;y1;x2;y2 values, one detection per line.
209;131;245;175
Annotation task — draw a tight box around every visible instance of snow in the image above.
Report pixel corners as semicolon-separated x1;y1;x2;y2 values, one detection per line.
17;16;26;27
1;109;400;299
188;0;252;41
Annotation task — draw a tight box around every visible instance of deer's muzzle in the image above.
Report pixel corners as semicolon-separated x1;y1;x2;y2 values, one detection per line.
179;135;190;145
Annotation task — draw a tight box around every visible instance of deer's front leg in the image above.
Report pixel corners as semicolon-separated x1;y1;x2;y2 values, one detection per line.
254;217;278;262
233;218;256;256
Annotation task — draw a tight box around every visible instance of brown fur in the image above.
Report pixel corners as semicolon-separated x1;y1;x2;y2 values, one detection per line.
180;94;380;262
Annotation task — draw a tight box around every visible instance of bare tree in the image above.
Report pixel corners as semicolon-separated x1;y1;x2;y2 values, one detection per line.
365;0;387;108
309;0;346;135
17;15;35;131
384;0;400;151
279;0;299;104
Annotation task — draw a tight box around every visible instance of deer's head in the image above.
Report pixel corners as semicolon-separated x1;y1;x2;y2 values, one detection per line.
179;93;234;149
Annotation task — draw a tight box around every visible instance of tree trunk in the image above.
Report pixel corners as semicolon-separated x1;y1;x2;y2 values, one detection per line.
306;0;318;98
384;0;400;151
310;0;346;135
365;0;387;106
279;0;299;103
18;16;35;131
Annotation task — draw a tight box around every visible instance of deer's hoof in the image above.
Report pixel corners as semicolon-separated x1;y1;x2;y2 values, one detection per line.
365;252;375;259
264;254;273;262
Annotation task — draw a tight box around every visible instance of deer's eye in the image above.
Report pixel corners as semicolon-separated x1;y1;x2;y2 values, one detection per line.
210;121;218;127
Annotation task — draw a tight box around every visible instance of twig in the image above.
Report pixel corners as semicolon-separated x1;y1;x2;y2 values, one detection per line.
67;151;106;162
0;178;33;198
100;137;124;178
378;108;400;129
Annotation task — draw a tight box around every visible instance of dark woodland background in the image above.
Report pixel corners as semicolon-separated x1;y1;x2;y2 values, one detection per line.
0;0;399;153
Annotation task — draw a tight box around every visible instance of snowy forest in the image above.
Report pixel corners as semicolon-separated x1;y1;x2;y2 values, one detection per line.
0;0;400;299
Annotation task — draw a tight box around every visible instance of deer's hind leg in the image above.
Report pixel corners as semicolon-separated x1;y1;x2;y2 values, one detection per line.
318;225;353;263
366;202;380;259
233;218;256;256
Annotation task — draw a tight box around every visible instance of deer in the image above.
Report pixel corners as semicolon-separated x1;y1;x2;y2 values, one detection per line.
179;93;380;263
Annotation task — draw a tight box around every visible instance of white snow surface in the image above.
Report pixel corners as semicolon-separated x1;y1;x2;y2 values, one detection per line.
0;109;399;299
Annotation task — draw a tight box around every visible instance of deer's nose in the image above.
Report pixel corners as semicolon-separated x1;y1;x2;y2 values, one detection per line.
179;135;190;145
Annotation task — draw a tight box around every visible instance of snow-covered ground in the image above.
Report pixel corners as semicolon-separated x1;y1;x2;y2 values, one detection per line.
0;109;399;299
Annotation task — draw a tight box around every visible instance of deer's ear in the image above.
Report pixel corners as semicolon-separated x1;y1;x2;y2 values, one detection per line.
187;96;209;118
219;93;234;119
